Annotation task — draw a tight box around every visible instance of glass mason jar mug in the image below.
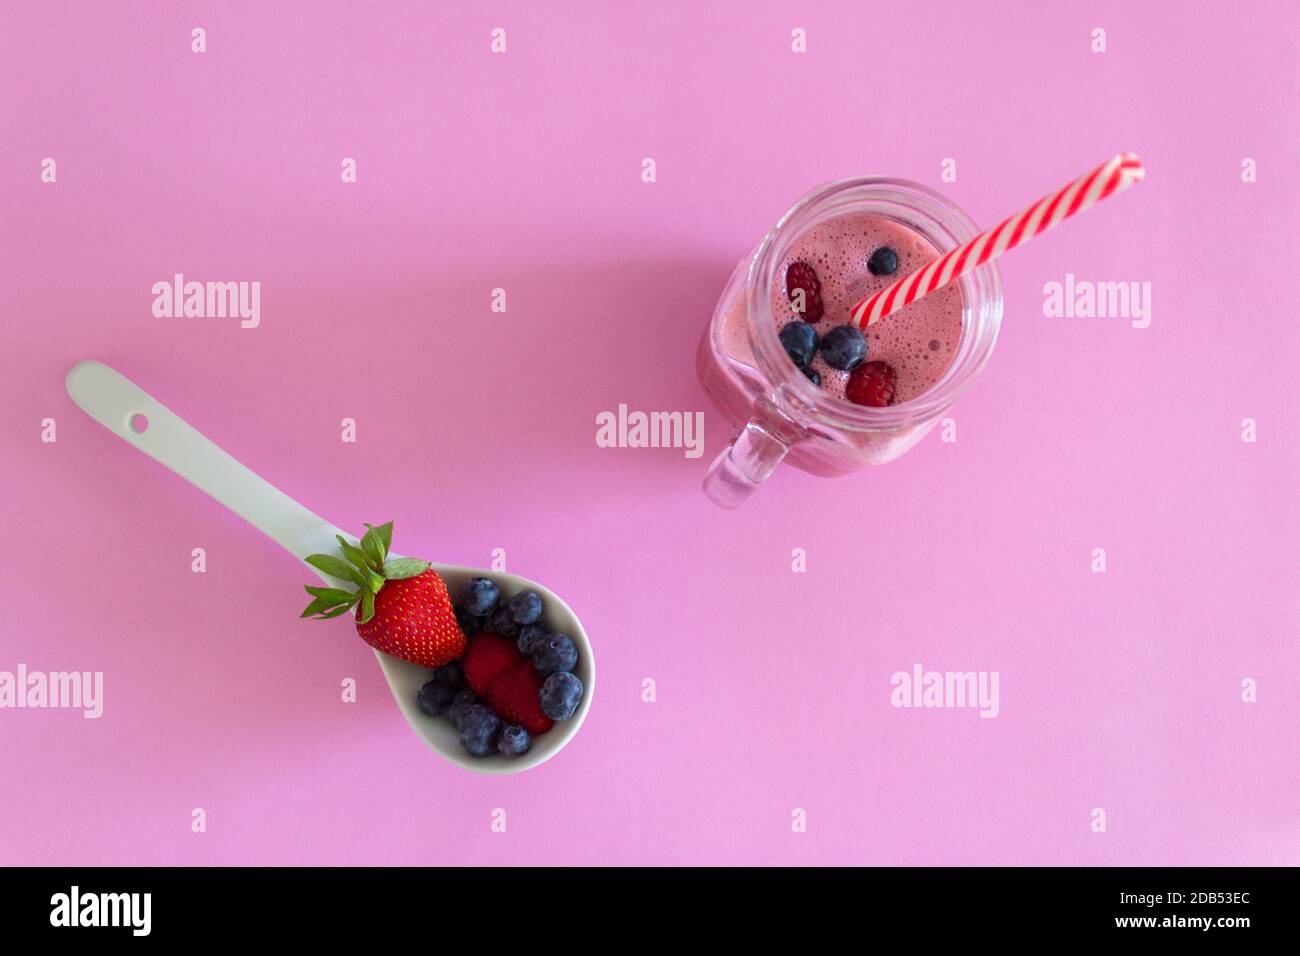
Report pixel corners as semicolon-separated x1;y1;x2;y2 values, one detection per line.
697;178;1004;508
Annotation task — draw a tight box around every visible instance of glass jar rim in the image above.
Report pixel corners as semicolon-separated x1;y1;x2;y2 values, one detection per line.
745;177;1004;431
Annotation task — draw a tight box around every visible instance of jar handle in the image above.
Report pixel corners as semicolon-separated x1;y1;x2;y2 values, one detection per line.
703;399;804;508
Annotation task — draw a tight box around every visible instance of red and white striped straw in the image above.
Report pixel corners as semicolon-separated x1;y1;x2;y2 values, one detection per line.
849;152;1145;328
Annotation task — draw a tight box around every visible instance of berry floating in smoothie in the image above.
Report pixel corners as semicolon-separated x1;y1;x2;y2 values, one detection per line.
784;260;825;322
778;322;818;368
846;360;898;408
820;324;868;371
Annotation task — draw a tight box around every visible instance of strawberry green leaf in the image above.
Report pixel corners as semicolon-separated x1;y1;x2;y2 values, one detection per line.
335;537;373;572
359;527;386;568
300;596;336;618
306;554;366;586
358;590;376;625
382;557;430;580
304;585;358;605
370;522;394;558
302;591;358;619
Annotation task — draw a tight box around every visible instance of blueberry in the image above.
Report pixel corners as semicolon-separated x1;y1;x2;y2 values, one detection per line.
446;688;479;728
458;577;500;616
801;365;822;387
488;606;519;637
820;325;867;371
531;633;578;676
507;590;543;625
779;322;818;368
497;725;531;757
417;680;454;717
867;246;898;276
516;621;549;656
458;705;501;757
428;661;464;689
454;605;483;635
539;672;583;721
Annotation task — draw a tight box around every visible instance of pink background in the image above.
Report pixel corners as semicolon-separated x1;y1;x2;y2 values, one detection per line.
2;1;1297;866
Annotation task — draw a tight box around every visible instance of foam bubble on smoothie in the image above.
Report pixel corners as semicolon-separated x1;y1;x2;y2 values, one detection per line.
772;213;962;405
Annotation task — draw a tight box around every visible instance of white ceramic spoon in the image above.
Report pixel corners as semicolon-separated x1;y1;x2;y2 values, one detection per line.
65;360;593;774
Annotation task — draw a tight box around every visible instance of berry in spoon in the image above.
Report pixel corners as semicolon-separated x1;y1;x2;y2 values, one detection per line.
298;521;467;667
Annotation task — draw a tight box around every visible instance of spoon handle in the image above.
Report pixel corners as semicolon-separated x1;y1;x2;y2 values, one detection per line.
65;360;344;582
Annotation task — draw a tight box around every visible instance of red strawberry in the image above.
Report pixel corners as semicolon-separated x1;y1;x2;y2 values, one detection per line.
463;633;519;695
299;522;466;668
845;361;897;407
355;570;466;666
785;261;825;323
486;660;554;735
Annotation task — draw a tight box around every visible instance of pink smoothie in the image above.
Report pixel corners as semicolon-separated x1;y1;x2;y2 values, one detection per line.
770;214;963;404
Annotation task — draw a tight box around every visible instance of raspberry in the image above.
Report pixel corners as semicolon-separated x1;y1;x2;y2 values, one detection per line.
845;361;897;407
486;660;553;735
784;261;824;323
462;633;518;696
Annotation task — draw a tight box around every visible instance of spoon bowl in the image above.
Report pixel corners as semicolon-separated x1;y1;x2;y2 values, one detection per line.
65;360;594;774
377;566;593;773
